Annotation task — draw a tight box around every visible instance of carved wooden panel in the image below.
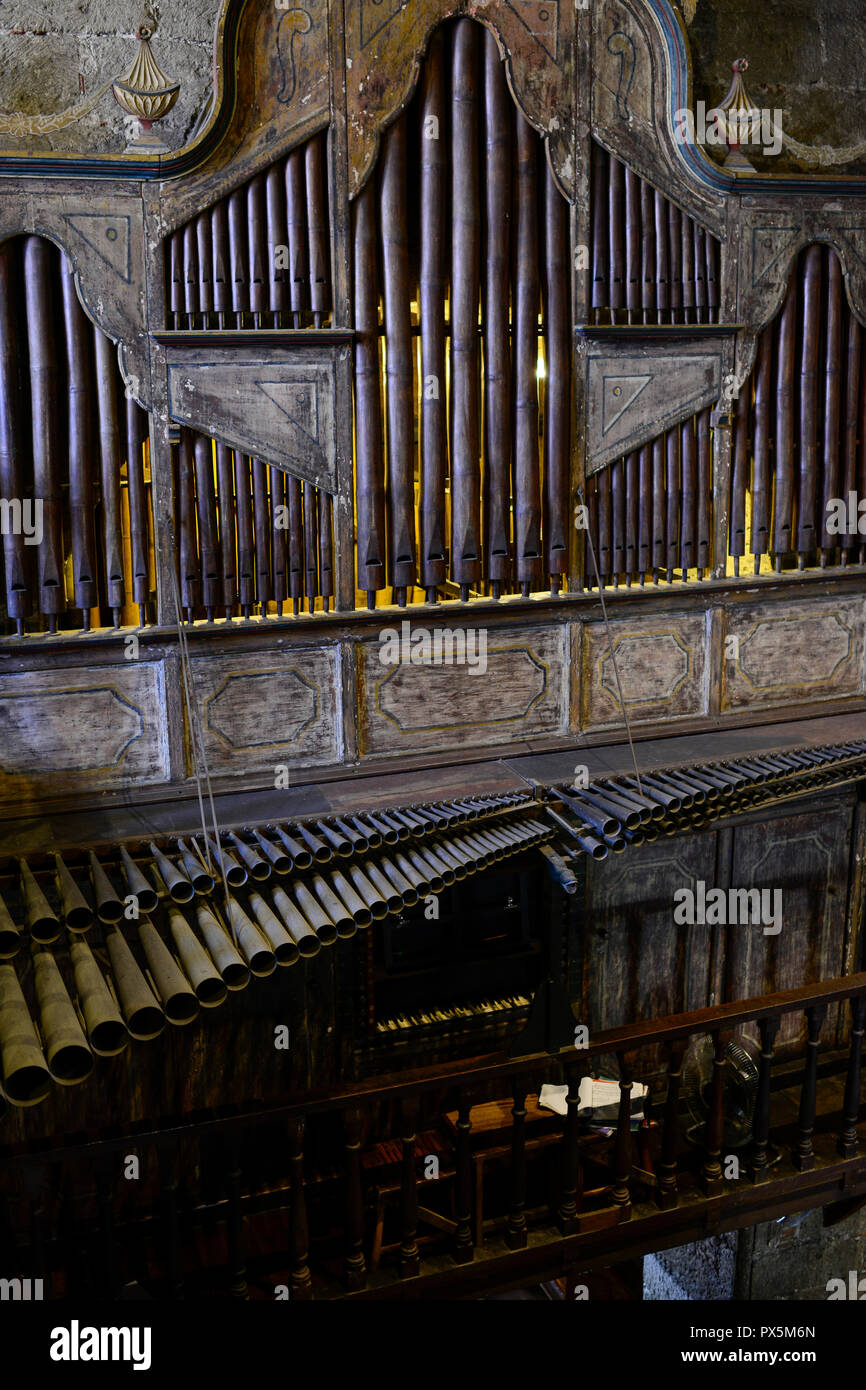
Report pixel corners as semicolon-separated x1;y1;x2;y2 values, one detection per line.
158;0;331;231
187;646;342;776
580;610;709;730
356;622;566;755
581;832;717;1071
738;206;866;335
585;339;725;472
728;803;854;1051
0;191;149;403
345;0;576;198
722;597;866;712
591;0;725;235
165;343;351;491
0;663;168;806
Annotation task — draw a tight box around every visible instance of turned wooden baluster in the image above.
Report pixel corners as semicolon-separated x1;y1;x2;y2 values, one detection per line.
657;1039;686;1208
226;1131;248;1299
399;1099;420;1277
612;1051;633;1216
505;1077;529;1248
288;1116;312;1299
453;1091;474;1263
700;1030;727;1195
557;1064;584;1233
795;1005;827;1171
344;1106;366;1290
839;994;866;1158
751;1015;780;1183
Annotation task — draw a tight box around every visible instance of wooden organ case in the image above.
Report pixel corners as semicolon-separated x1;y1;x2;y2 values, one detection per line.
0;0;866;1301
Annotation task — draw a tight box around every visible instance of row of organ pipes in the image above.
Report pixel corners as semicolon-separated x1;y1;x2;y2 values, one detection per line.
0;235;152;635
353;19;570;607
167;131;332;329
590;142;722;325
176;430;334;619
730;243;866;572
583;411;713;588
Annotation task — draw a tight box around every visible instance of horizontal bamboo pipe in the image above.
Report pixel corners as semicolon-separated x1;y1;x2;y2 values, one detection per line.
104;924;166;1039
0;893;19;959
119;847;159;915
0;961;52;1105
68;935;129;1056
248;892;299;966
32;941;94;1084
137;919;200;1025
270;886;322;957
55;855;93;933
168;909;228;1007
226;898;277;976
195;904;250;990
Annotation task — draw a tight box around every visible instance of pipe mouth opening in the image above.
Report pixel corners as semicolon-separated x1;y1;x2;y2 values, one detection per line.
222;963;250;991
296;936;321;958
168;883;195;905
0;931;21;958
293;850;314;871
191;874;215;895
336;920;358;939
64;908;93;932
48;1043;94;1084
274;942;299;966
369;902;389;920
89;1019;130;1055
401;888;419;908
313;924;337;947
134;890;159;915
271;854;292;875
225;867;248;888
248;951;277;978
29;917;61;944
196;977;228;1007
127;1006;166;1040
97;901;124;924
164;994;200;1025
5;1066;52;1106
334;843;354;859
250;863;272;882
590;844;608;860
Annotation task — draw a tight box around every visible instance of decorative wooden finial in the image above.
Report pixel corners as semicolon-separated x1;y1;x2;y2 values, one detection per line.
711;58;763;172
112;10;180;153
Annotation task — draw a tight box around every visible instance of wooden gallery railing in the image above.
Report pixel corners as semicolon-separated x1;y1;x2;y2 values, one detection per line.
1;972;863;1297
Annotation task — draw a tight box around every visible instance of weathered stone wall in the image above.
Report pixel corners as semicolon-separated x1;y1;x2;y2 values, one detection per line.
0;0;218;153
644;1208;866;1301
687;0;866;175
1;1;865;166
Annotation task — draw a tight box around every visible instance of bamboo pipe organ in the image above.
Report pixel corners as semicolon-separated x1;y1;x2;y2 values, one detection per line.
4;0;866;1301
3;20;866;634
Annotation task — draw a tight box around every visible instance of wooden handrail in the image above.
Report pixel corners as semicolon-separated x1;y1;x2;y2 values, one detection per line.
3;971;864;1166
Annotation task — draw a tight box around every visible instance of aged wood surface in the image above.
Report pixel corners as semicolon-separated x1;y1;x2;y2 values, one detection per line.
165;343;349;493
584;339;726;472
727;803;854;1051
356;622;567;755
0;663;169;810
722;597;866;712
580;609;709;730
187;646;342;775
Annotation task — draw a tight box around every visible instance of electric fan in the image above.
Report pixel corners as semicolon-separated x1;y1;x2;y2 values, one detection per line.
682;1035;760;1149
